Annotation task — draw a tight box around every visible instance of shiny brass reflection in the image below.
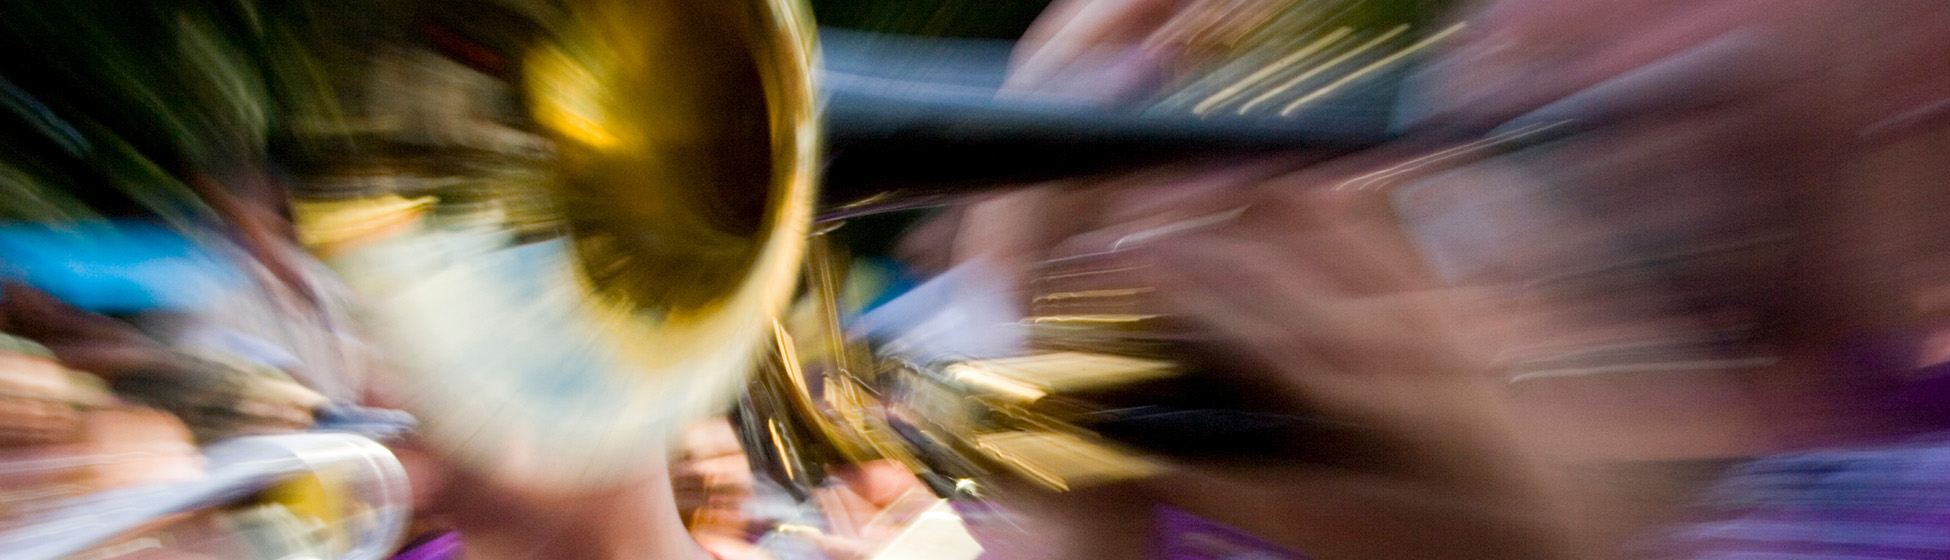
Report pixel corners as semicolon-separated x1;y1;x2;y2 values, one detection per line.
292;0;818;490
747;236;1171;496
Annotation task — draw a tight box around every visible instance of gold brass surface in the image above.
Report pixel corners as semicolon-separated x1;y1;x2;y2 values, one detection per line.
296;0;818;490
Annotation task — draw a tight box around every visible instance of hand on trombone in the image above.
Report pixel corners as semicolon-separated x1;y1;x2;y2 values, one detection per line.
904;153;1582;559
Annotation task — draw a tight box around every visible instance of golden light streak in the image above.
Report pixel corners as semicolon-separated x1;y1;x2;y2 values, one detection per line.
1332;120;1560;191
1193;27;1353;116
1280;23;1466;116
1237;24;1408;115
1033;287;1155;302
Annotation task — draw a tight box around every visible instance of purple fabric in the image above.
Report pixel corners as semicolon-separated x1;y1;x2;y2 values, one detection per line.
390;532;463;560
1155;506;1312;560
1893;362;1950;430
1649;434;1950;559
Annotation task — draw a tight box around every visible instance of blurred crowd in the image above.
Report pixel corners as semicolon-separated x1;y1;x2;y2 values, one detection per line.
3;0;1950;559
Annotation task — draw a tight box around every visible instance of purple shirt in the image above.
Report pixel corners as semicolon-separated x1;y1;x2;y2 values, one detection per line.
1650;434;1950;559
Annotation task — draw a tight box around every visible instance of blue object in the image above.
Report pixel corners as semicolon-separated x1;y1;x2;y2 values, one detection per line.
314;405;419;441
0;222;244;314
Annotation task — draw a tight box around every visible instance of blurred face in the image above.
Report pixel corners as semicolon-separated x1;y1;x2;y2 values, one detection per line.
879;2;1950;557
1400;0;1937;458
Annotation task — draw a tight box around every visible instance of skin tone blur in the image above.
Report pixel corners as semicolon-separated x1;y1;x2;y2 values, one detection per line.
908;154;1581;560
14;1;1946;558
907;0;1950;559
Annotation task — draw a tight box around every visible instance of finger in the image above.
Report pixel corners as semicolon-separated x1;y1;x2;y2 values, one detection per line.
1159;233;1456;369
1013;0;1100;60
1006;0;1184;94
1237;187;1443;294
1145;235;1339;363
1148;247;1365;416
950;185;1103;295
1048;157;1304;259
1031;43;1177;103
1284;219;1438;296
1146;234;1465;401
1166;214;1424;299
1009;0;1126;90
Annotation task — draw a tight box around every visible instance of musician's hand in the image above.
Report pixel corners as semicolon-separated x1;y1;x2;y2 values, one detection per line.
911;157;1583;559
1004;0;1184;102
1143;186;1485;453
1111;177;1579;559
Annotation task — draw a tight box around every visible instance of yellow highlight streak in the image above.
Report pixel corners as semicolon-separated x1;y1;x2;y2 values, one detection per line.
527;46;621;149
1027;314;1161;323
946;363;1049;404
1281;23;1466;116
1033;287;1155;302
1193;28;1352;116
1238;25;1409;115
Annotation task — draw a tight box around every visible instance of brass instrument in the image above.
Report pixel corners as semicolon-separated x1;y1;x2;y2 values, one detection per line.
288;0;1466;498
748;1;1503;499
289;0;818;491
